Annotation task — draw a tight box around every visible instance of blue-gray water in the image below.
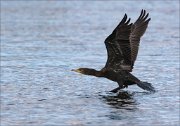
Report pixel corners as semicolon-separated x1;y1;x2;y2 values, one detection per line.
1;1;179;126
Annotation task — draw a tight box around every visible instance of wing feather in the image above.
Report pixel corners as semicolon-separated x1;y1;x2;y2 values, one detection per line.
104;14;132;71
130;9;151;66
103;10;151;72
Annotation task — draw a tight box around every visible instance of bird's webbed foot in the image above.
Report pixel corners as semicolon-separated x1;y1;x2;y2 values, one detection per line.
110;85;124;93
123;84;128;88
110;87;120;93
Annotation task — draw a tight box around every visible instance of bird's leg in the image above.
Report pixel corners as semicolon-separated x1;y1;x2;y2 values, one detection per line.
110;81;124;93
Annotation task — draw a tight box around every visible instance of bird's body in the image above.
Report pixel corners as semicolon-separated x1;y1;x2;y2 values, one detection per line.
72;10;155;92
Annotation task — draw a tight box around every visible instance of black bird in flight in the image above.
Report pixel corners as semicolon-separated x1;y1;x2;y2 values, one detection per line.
72;10;155;93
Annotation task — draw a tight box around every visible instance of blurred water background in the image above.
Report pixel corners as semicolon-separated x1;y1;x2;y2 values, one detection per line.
1;1;179;126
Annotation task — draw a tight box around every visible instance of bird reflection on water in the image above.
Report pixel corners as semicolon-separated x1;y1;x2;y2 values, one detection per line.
99;91;154;120
101;91;137;110
99;91;138;120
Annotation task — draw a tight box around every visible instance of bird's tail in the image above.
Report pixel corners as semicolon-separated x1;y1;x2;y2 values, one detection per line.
137;81;155;92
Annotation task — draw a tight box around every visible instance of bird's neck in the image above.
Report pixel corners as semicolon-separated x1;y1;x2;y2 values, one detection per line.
83;68;103;77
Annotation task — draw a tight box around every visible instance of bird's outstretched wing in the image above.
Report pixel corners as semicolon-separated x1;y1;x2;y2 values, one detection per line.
104;14;132;71
103;9;150;72
130;9;151;67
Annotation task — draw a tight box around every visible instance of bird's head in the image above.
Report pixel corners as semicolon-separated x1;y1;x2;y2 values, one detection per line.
71;68;100;76
71;68;87;74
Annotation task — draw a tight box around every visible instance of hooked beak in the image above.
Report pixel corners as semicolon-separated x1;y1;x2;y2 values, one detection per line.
71;69;81;73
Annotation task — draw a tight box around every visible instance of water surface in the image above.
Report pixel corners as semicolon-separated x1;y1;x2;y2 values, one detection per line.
1;1;179;126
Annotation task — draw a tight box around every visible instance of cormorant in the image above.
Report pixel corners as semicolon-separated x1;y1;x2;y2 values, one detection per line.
72;10;155;93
